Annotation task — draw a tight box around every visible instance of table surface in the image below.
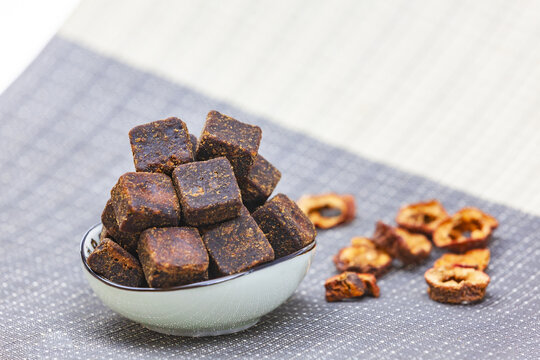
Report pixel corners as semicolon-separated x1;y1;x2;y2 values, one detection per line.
0;37;538;360
1;2;539;359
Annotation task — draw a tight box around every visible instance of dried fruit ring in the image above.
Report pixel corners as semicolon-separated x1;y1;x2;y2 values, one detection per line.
434;249;490;271
297;193;355;229
324;271;379;302
424;267;490;304
395;200;449;236
333;237;392;277
372;221;432;265
433;207;498;253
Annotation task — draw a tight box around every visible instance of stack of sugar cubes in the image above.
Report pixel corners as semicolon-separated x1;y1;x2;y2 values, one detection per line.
87;111;316;288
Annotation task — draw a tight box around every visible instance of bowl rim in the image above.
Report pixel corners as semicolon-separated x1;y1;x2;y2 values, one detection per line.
81;222;317;292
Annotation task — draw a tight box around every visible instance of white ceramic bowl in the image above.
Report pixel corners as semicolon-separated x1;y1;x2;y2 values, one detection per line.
81;223;316;337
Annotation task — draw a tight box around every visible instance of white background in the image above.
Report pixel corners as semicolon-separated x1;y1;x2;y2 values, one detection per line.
0;0;79;93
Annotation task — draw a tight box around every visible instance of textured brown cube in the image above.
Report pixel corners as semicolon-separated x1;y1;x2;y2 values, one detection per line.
196;111;262;179
87;238;146;287
252;193;316;258
111;172;180;233
129;117;193;175
239;155;281;211
101;199;140;253
172;157;242;226
138;227;209;288
99;225;112;242
189;134;198;160
201;207;274;276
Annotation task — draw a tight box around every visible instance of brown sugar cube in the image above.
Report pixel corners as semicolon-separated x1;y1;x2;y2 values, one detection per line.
189;134;198;160
111;172;180;233
201;207;274;276
87;238;146;287
101;199;140;253
252;193;316;258
129;117;193;175
239;155;281;212
99;226;112;242
172;157;242;226
196;111;262;179
138;227;209;288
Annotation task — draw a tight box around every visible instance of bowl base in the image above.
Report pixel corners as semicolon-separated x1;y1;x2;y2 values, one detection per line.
144;318;260;337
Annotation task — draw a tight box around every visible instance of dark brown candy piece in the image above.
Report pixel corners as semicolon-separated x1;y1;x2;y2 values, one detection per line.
189;134;198;160
99;226;112;242
201;207;274;276
129;117;193;175
111;172;180;233
101;199;140;253
252;193;316;258
239;155;281;212
172;157;242;226
196;111;262;179
87;238;146;287
137;227;209;288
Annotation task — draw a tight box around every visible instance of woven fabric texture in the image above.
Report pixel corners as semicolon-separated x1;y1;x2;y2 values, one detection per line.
0;38;538;359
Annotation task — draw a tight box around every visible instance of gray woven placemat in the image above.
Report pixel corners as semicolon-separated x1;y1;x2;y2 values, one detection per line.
0;37;538;359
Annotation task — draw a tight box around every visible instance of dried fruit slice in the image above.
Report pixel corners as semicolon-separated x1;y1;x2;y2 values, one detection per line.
424;267;490;304
372;222;432;265
325;272;370;302
355;273;380;298
396;200;448;236
433;207;498;253
297;193;355;229
333;237;392;277
434;249;490;271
